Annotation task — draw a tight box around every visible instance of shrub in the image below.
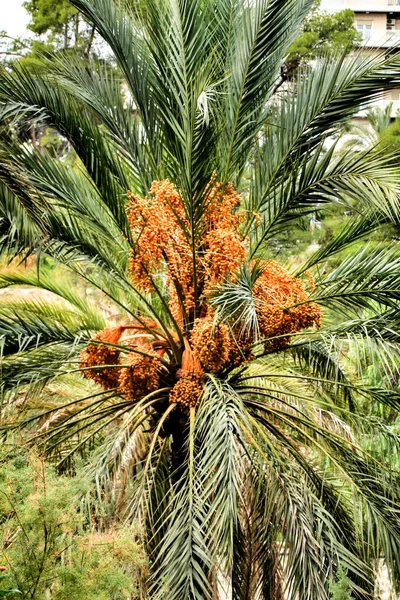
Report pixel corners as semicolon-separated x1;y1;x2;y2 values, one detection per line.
0;449;147;599
329;566;352;600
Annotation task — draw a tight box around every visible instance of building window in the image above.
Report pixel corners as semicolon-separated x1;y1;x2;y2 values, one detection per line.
356;20;372;40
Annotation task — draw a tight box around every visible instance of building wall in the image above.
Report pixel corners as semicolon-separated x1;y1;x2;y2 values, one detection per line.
321;0;400;10
354;12;387;30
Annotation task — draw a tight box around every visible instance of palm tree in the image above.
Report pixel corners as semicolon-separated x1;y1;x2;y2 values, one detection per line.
342;103;393;151
1;0;400;597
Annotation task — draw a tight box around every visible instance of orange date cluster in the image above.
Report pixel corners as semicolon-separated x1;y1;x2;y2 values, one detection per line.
79;180;321;409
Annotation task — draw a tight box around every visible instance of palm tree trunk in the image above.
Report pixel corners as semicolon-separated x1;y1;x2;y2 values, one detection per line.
74;14;80;50
85;26;96;57
169;412;188;485
64;22;69;49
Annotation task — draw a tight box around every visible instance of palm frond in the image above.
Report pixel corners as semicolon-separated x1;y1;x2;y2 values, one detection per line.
248;144;400;251
311;245;400;313
0;66;131;230
1;0;400;595
296;209;388;275
222;0;314;179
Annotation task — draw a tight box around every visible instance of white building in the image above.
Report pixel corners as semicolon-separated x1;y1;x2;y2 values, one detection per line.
321;0;400;117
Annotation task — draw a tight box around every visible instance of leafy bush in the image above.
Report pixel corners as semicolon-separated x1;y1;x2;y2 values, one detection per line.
329;566;352;600
0;449;147;599
0;573;20;597
379;116;400;162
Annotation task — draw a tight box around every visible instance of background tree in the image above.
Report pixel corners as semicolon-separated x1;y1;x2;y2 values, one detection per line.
342;104;393;151
379;113;400;161
285;9;361;76
23;0;96;55
0;0;96;63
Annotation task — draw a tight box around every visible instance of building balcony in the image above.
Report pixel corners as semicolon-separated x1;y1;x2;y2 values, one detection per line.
321;0;400;12
358;29;400;47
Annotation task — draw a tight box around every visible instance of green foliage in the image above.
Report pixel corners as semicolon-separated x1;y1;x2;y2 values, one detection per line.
0;575;20;597
0;449;147;600
329;566;352;600
23;0;78;36
367;105;393;136
341;104;393;152
1;0;97;59
379;116;400;162
39;128;71;158
271;202;397;267
287;9;360;71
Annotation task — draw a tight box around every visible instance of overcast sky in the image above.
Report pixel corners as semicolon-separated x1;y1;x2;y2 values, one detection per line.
1;0;30;38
